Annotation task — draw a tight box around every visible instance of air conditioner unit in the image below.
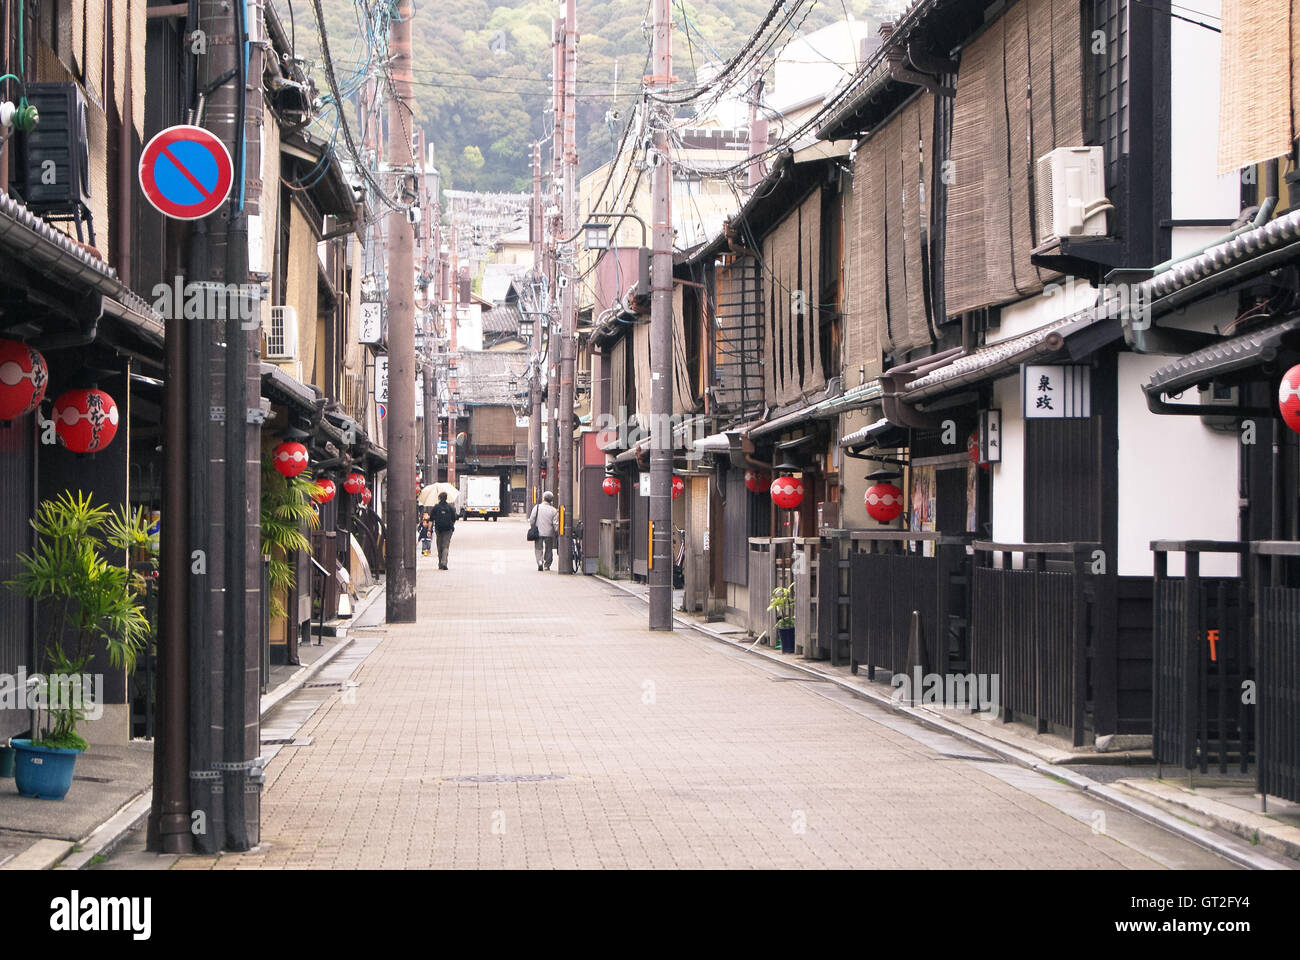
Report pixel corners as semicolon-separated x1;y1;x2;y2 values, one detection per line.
18;82;92;221
266;305;299;360
1034;146;1110;245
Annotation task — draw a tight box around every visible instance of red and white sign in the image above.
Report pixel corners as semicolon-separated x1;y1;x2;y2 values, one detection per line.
139;125;234;220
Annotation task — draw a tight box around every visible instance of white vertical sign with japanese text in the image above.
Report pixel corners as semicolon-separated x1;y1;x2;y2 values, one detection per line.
1023;365;1090;419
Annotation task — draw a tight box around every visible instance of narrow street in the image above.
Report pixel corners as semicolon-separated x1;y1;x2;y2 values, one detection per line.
106;518;1237;870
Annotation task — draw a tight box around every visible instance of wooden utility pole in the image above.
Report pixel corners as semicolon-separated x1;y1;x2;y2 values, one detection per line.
557;0;578;572
448;222;459;486
385;0;418;623
747;66;769;189
648;0;674;629
530;142;544;507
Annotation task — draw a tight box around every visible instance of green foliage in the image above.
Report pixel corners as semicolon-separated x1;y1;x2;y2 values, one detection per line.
6;490;155;747
768;583;795;629
309;0;884;191
261;458;321;621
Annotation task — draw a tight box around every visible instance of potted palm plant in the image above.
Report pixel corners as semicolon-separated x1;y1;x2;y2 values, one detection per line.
768;584;796;654
5;490;152;799
261;455;320;623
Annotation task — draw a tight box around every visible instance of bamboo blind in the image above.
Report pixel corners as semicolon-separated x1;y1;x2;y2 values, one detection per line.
945;0;1084;317
762;189;825;405
1218;0;1293;175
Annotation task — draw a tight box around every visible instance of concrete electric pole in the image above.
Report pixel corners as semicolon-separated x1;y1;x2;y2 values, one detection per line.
557;0;578;573
648;0;674;629
385;0;418;623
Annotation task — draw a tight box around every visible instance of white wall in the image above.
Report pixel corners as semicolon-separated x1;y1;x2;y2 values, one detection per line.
990;374;1026;548
1117;353;1239;577
457;304;484;352
987;278;1098;346
1170;0;1239;224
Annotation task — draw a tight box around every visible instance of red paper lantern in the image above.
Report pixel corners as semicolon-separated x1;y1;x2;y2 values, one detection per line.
744;469;770;494
602;475;621;496
53;388;119;453
865;482;905;523
1280;365;1300;434
770;475;804;510
344;472;365;495
312;478;337;504
272;440;309;477
361;486;373;506
0;339;47;420
671;475;684;499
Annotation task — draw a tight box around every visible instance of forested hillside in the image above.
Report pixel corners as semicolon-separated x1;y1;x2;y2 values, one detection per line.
301;0;897;192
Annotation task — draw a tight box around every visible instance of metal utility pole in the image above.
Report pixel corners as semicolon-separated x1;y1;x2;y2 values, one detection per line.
648;0;674;629
557;0;578;573
385;0;418;623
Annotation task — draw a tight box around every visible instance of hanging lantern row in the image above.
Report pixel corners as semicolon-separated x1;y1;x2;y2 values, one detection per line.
1279;365;1300;434
671;475;684;499
312;478;337;504
54;388;119;454
602;475;621;496
744;469;770;494
0;338;47;420
273;440;309;477
770;475;804;510
344;472;366;495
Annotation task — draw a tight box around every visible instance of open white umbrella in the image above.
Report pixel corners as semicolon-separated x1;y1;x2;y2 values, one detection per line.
418;482;459;506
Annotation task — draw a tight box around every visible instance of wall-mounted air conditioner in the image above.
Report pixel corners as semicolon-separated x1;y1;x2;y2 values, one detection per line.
267;305;299;360
1034;146;1111;245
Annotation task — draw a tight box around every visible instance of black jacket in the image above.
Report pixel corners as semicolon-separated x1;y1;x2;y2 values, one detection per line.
430;502;457;532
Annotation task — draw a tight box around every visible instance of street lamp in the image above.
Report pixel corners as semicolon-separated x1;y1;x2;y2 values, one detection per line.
581;212;648;250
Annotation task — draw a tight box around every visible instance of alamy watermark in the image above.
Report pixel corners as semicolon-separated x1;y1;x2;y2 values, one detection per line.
151;275;264;329
0;668;104;720
891;667;1001;715
594;406;710;461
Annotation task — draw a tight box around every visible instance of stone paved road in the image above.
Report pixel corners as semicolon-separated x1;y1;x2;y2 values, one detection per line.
151;517;1234;869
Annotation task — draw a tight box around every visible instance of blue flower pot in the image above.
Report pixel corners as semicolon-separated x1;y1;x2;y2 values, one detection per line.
778;626;796;654
11;739;81;800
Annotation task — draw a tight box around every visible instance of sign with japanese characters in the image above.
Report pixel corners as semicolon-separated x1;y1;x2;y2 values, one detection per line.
979;408;1002;463
359;302;382;344
375;355;388;403
1023;365;1090;419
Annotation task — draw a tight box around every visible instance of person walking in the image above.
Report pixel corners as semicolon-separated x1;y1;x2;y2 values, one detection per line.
418;514;434;557
529;491;559;571
430;492;457;570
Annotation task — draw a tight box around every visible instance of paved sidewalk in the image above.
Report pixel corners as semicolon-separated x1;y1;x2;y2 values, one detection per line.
106;517;1244;870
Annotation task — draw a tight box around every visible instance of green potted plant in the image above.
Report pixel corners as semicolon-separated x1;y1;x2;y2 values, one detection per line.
768;584;796;654
261;456;320;623
5;490;153;799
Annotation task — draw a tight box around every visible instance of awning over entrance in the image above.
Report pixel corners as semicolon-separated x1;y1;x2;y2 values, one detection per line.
1143;315;1300;411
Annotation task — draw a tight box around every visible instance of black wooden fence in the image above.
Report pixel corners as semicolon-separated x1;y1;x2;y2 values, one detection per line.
1151;542;1252;777
970;542;1097;746
848;532;970;682
1251;542;1300;804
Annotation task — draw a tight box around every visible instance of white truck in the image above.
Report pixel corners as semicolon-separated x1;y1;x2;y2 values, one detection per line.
458;475;502;520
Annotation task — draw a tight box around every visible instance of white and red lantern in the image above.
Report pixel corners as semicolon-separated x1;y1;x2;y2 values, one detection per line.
602;475;621;496
361;486;373;506
1280;365;1300;434
312;478;337;504
0;339;47;420
744;469;770;494
770;475;804;510
865;482;905;524
344;472;365;495
272;440;309;477
53;388;119;453
671;475;684;499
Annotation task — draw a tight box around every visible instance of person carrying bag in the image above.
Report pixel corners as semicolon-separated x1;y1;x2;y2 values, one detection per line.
528;492;559;570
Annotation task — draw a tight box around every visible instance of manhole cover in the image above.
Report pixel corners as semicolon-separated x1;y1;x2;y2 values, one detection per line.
441;774;570;784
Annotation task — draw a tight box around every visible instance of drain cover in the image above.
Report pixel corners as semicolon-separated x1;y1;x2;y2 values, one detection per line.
260;736;313;747
441;773;570;784
301;680;359;689
73;775;113;783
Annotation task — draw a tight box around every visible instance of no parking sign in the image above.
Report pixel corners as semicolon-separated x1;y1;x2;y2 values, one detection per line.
138;125;234;220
